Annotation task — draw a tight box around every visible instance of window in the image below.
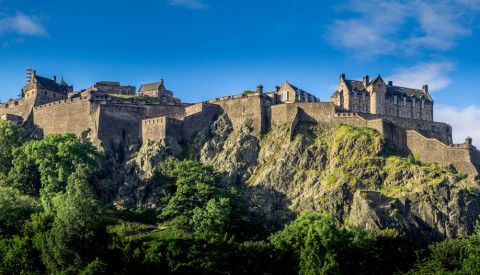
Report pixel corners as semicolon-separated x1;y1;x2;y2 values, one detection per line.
394;95;397;104
403;97;406;105
416;112;420;118
377;108;380;114
378;84;381;88
408;111;412;116
363;105;367;111
362;93;365;100
353;92;357;99
399;110;403;115
389;108;393;114
354;104;358;110
426;113;430;119
412;97;415;107
421;99;425;108
282;90;289;101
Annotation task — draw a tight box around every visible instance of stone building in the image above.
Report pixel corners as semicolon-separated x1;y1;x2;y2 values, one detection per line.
82;81;135;96
138;79;181;103
264;80;320;104
1;70;479;176
331;73;433;121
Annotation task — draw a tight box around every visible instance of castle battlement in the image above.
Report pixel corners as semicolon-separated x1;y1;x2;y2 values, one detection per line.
1;71;478;177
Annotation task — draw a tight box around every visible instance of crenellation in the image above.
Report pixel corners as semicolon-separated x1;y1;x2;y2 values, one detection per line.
3;70;478;176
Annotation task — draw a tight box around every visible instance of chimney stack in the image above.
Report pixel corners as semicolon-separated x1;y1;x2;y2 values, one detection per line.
52;76;57;82
256;84;263;94
423;84;429;94
32;70;36;79
388;81;392;86
340;73;345;82
363;75;369;87
274;86;279;93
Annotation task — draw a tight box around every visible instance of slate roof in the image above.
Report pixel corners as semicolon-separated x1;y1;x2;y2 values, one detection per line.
386;86;433;101
344;80;366;91
35;76;60;91
342;78;432;102
140;82;162;92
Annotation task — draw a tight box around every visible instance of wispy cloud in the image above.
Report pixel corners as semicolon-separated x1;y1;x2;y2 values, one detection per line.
168;0;209;9
0;11;47;36
435;104;480;146
326;0;480;57
385;61;454;92
2;37;25;48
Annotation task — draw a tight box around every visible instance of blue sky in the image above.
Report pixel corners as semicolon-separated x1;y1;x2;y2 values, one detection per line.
1;0;480;144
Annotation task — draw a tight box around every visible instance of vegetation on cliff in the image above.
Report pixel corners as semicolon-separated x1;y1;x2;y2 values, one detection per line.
1;118;480;273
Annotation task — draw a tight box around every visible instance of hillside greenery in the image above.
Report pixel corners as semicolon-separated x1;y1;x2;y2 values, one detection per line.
1;119;480;274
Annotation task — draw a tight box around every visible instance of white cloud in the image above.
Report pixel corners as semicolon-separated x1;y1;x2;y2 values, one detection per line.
385;62;454;92
435;104;480;147
326;0;480;57
168;0;209;9
0;11;47;36
2;37;24;48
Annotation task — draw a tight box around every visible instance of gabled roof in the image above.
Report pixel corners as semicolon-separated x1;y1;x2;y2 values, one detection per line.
386;86;433;102
369;75;385;86
140;81;163;92
35;76;60;90
344;80;366;91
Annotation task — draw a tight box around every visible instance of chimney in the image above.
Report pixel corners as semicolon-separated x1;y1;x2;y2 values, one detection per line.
256;84;263;94
160;79;164;84
388;81;392;86
274;86;280;93
52;76;56;82
423;84;429;94
363;75;369;87
32;70;36;79
340;73;345;82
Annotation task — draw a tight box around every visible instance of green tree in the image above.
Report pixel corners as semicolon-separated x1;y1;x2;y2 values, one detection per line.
0;186;40;236
0;235;43;274
0;120;25;179
39;167;107;274
192;197;231;240
8;133;101;209
157;158;220;229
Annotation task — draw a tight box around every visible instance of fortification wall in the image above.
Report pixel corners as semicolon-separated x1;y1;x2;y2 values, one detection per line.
208;93;265;135
32;96;93;136
142;117;183;142
96;103;146;144
182;103;220;139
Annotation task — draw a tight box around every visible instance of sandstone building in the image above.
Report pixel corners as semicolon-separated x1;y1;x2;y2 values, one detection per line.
1;70;479;177
331;74;433;121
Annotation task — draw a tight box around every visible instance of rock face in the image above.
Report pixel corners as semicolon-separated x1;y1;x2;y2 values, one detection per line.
103;115;480;244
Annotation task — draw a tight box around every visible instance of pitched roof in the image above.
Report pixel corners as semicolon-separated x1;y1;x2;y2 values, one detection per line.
344;80;366;91
35;76;59;90
369;75;384;85
386;86;433;101
140;81;163;92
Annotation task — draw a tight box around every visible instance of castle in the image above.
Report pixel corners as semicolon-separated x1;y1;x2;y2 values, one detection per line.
1;70;479;177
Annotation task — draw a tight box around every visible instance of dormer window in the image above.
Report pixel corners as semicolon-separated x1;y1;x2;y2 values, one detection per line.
362;93;365;100
282;90;289;101
394;95;397;104
353;92;357;99
421;99;425;108
412;97;415;107
403;97;406;105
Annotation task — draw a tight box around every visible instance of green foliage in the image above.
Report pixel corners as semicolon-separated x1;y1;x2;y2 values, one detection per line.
0;186;40;236
242;90;255;95
407;154;415;164
38;167;107;274
8;133;101;210
0;120;25;179
414;152;420;163
192;197;231;240
156;158;221;230
428;238;466;271
0;235;43;274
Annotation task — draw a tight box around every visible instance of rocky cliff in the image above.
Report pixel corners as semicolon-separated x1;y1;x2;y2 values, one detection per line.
98;115;480;244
